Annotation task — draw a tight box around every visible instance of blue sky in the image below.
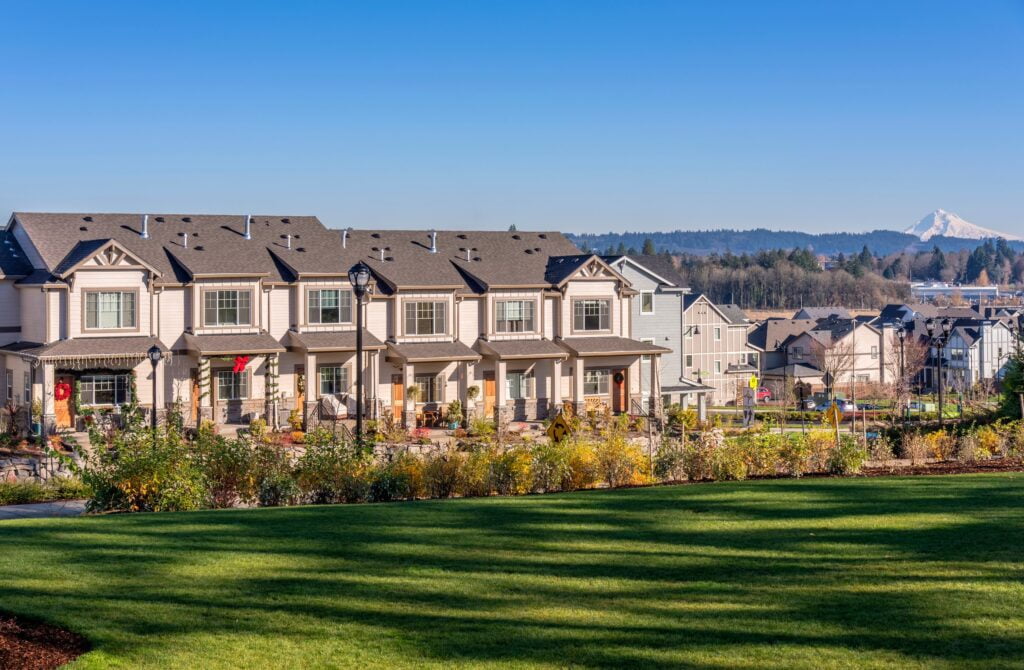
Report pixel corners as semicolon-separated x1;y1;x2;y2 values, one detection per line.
1;1;1022;234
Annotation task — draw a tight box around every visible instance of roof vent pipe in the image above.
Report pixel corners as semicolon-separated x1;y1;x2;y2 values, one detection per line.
141;214;150;239
286;234;292;250
379;247;386;262
429;230;437;254
244;215;252;240
342;228;349;249
182;232;188;249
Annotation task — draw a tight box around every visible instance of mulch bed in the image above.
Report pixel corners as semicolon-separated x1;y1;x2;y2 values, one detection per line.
862;458;1024;477
0;613;89;670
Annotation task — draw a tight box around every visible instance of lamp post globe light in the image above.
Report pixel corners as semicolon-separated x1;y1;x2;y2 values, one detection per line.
146;344;163;431
348;262;372;441
895;324;907;425
925;318;952;431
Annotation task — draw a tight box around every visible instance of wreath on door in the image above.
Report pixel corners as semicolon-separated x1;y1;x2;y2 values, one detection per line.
613;372;625;385
54;381;72;401
232;355;251;374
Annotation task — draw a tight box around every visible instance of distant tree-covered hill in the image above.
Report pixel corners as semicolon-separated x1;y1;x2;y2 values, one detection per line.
569;229;1024;257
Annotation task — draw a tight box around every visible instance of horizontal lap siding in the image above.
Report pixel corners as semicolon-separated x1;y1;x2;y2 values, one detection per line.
69;269;149;339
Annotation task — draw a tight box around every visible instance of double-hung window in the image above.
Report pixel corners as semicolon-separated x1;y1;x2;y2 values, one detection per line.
714;327;722;341
496;300;535;333
79;374;132;406
404;301;446;336
319;365;348;396
216;370;249;400
85;291;136;330
4;369;12;403
414;374;441;403
23;372;30;404
640;291;654;314
583;369;610;396
714;360;722;374
308;289;352;325
573;299;610;332
506;372;532;400
870;345;879;360
204;290;252;326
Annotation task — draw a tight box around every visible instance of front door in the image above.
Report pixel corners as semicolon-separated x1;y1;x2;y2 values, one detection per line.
611;368;628;414
391;374;404;420
54;374;74;429
483;372;496;417
295;365;305;419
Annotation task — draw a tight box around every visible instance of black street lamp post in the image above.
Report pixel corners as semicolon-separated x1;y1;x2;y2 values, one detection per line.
146;344;163;432
896;324;907;426
925;318;952;431
348;262;372;441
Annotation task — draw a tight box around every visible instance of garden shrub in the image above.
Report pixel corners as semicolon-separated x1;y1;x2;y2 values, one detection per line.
530;441;571;492
1006;420;1024;457
737;431;782;477
296;441;372;504
711;439;747;481
593;424;646;488
468;417;496;438
258;472;300;507
805;430;836;472
974;424;1007;458
371;453;425;501
924;431;955;460
682;429;723;481
561;439;600;490
192;434;256;508
778;433;814;477
901;432;929;464
459;445;496;497
0;478;90;506
868;435;894;462
491;446;533;495
827;435;868;475
75;428;206;513
953;432;981;463
654;438;686;482
423;450;463;498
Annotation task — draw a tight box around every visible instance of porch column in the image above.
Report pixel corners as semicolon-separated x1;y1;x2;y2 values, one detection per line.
153;356;166;424
265;353;279;429
402;361;416;428
550;358;563;417
304;352;317;428
494;358;511;428
650;354;661;417
697;392;708;423
40;362;55;435
458;360;471;418
572;356;585;414
198;356;213;424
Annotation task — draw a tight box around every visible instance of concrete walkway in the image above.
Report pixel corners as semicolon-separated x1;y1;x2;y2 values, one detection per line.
0;499;87;521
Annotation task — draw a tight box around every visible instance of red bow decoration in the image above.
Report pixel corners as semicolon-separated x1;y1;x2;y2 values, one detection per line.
54;382;72;401
232;355;250;374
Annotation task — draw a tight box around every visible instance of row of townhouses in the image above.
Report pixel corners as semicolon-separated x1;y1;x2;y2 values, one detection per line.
0;212;674;433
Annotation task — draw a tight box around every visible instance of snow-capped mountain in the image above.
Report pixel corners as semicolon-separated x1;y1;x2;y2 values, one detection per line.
905;209;1022;241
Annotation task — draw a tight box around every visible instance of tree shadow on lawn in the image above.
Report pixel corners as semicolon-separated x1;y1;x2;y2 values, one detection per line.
2;475;1023;667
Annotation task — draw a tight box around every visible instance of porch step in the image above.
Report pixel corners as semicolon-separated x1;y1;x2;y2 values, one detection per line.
61;432;92;452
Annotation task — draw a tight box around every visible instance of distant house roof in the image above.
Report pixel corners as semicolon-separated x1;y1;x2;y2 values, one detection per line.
604;254;687;287
793;307;853;320
476;339;568;360
763;363;825;379
747;319;818;351
681;294;749;325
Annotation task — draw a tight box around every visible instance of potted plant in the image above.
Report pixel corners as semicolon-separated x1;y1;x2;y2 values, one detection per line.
446;400;463;430
30;399;42;435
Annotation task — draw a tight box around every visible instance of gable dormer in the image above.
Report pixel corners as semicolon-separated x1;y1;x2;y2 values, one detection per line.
56;239;162;281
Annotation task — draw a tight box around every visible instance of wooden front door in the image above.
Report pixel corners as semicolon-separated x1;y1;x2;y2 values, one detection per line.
483;372;496;417
54;374;74;429
391;374;404;420
611;368;628;414
190;369;200;424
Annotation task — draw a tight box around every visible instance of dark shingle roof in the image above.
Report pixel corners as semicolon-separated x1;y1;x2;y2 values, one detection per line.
718;304;750;325
386;341;481;362
335;230;581;292
793;307;853;320
556;336;671;357
0;336;167;361
747;319;818;351
604;254;686;287
284;330;385;352
182;332;286;355
476;339;568;360
11;212;347;282
0;230;33;277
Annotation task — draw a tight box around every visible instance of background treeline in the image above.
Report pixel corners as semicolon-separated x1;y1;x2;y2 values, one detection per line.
612;240;1024;310
571;228;1024;257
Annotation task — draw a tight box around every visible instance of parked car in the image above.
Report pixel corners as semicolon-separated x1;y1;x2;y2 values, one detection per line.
816;399;855;413
756;387;772;402
857;403;880;411
798;398;817;410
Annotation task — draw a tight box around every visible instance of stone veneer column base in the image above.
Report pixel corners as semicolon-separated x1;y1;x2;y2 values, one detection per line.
495;406;512;431
403;410;418;430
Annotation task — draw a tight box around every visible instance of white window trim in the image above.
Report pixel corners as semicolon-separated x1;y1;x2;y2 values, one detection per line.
639;291;655;315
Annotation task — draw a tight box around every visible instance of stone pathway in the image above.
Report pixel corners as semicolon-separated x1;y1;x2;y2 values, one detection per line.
0;499;87;521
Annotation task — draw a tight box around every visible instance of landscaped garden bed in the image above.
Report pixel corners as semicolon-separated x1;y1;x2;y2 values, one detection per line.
0;612;89;670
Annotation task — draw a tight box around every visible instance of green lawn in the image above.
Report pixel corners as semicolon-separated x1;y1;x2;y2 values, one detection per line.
3;475;1024;669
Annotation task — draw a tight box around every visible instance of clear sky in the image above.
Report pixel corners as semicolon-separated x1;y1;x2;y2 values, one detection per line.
1;1;1022;234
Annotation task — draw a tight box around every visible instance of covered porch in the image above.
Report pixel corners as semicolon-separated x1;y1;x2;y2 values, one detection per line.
181;332;285;428
385;341;481;428
476;338;568;425
283;329;386;430
555;336;670;417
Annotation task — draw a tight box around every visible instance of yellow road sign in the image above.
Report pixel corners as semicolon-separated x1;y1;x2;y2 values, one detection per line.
546;412;572;443
748;374;759;390
824;403;844;426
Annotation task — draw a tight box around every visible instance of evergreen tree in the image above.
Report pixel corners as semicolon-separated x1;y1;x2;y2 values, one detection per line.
642;238;656;255
508;224;517;232
999;349;1024;419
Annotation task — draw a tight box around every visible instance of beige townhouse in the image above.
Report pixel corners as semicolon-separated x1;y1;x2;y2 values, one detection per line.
0;213;668;434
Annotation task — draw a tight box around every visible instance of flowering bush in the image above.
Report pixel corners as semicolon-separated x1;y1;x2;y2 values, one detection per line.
423;450;463;498
827;435;868;475
491;446;533;495
371;453;425;501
